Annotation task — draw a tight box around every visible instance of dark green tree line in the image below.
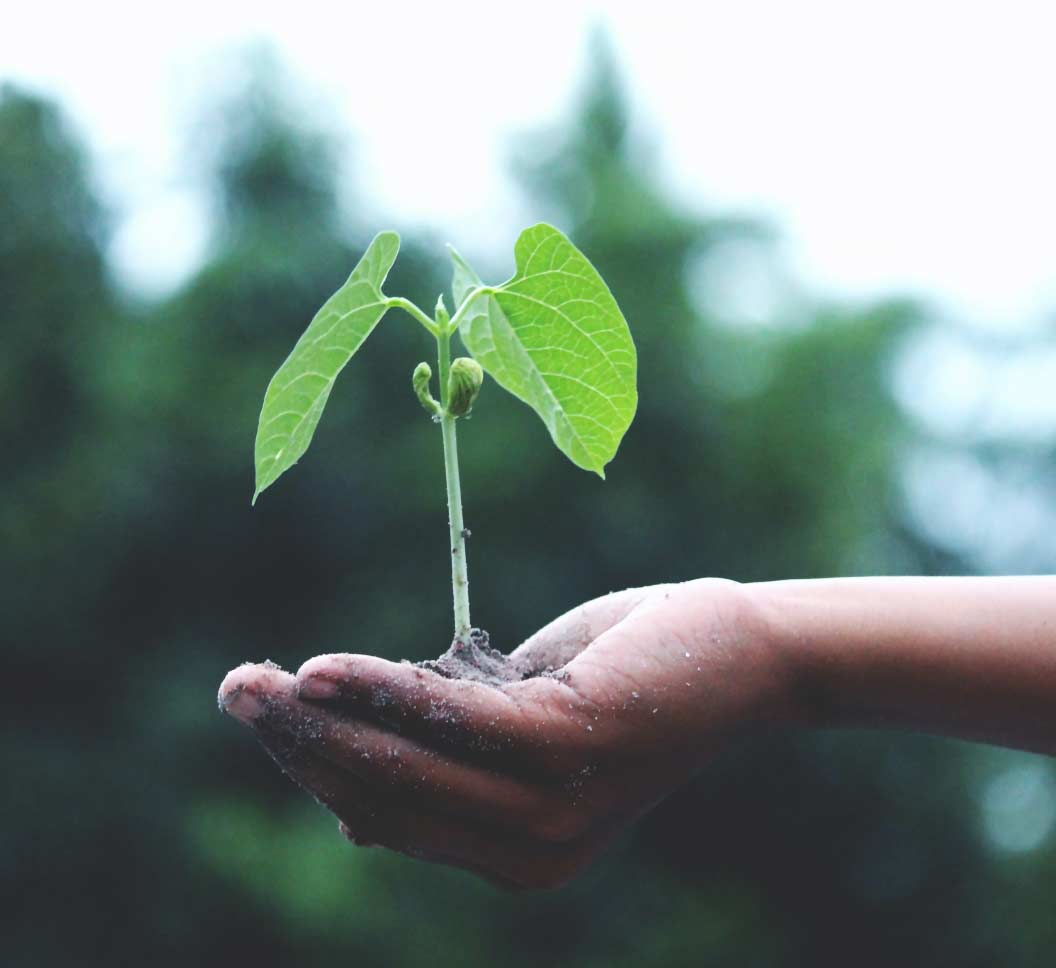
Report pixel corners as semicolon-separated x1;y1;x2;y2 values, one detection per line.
2;42;1054;966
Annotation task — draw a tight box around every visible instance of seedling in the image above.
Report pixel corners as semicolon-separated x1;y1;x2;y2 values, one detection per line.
253;224;637;647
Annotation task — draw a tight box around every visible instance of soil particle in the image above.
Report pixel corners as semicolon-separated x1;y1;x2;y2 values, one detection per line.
565;763;597;804
417;628;532;687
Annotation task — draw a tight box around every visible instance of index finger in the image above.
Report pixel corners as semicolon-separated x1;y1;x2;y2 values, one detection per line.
295;653;581;769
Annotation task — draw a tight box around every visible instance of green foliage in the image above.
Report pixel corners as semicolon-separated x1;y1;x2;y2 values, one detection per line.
255;222;636;501
253;231;400;502
454;224;637;476
8;45;1056;968
252;221;637;637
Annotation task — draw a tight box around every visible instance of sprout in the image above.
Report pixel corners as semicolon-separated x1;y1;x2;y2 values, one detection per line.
252;224;636;644
447;357;484;417
412;361;441;418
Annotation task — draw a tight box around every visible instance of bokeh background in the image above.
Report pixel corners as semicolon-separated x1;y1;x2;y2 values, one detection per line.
4;5;1056;966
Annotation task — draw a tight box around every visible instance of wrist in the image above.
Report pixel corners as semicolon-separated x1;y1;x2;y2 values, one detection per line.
677;577;810;730
741;579;835;729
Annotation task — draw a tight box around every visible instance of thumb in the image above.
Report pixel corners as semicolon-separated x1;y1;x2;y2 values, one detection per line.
508;586;660;676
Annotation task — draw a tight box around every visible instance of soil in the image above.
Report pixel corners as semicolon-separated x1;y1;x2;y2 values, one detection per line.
416;628;529;687
414;609;604;688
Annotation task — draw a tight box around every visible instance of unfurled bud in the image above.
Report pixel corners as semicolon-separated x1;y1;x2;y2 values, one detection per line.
447;357;484;417
412;362;442;418
434;294;450;329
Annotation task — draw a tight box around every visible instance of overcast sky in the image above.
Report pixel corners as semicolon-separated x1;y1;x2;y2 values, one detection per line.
3;0;1055;331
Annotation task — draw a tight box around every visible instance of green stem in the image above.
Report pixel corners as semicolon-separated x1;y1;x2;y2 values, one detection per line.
388;296;439;336
436;326;472;644
447;286;491;331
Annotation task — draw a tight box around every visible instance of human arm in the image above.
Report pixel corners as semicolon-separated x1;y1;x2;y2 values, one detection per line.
754;575;1056;754
217;575;1056;888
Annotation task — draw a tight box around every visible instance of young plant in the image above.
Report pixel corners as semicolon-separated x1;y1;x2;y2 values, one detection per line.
253;224;637;648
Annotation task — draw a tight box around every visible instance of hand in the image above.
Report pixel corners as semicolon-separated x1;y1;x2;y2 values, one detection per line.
218;578;788;890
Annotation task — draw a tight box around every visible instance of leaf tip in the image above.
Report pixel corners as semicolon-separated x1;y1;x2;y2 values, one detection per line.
252;472;271;506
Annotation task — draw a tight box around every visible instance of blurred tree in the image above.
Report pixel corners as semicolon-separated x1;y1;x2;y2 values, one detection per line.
468;30;1040;968
3;37;1055;968
1;86;112;644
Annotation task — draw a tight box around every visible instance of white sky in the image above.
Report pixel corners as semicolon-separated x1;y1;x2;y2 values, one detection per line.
3;0;1055;330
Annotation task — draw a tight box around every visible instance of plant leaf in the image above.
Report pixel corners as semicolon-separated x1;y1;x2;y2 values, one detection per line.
253;231;399;502
454;223;637;477
448;244;481;309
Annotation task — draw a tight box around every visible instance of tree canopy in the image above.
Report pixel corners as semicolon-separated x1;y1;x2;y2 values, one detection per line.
3;46;1055;967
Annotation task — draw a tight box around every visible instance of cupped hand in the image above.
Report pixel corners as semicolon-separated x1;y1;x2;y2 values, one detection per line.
218;578;789;890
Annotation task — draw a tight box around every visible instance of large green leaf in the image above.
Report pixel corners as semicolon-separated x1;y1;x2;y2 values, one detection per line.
253;231;399;502
452;223;637;476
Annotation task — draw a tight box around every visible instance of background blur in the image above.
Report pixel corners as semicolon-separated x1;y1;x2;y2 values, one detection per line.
4;4;1056;966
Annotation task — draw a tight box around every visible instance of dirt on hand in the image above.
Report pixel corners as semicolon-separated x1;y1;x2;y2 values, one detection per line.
416;628;528;687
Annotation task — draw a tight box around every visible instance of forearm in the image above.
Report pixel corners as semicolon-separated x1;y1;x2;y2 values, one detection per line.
750;576;1056;755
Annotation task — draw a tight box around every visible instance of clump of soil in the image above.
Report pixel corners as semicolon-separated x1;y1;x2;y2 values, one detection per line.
415;625;584;688
417;628;528;687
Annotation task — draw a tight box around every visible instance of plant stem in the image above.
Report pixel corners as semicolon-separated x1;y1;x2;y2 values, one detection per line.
446;285;490;331
436;325;472;644
387;296;439;336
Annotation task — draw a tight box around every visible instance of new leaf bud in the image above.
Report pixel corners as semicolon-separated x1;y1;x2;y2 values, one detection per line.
447;357;484;417
412;362;442;418
434;294;450;329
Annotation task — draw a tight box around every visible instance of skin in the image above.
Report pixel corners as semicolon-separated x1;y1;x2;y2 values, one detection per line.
218;575;1056;891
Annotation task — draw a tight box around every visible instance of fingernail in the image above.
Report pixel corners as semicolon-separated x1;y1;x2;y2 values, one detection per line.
222;688;264;724
299;676;339;700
